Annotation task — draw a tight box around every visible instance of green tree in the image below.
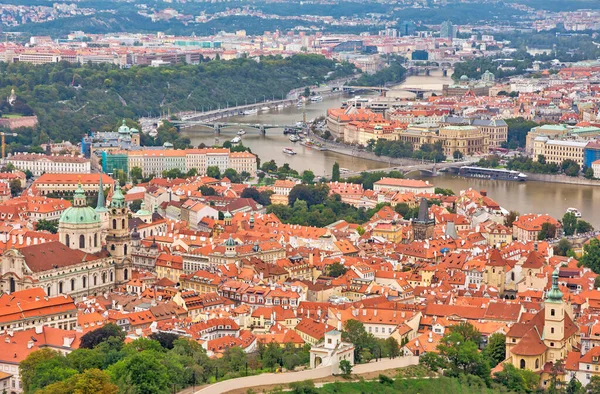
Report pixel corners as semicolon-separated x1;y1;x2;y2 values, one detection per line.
566;376;584;394
576;220;593;234
342;320;375;364
206;166;221;179
332;162;340;182
9;178;22;196
437;331;489;380
420;352;446;372
223;168;239;182
339;360;352;377
301;170;315;184
537;222;557;240
483;333;506;367
554;238;574;257
505;211;519;228
108;351;170;394
36;219;58;234
325;262;348;278
493;363;539;393
20;349;61;393
129;200;142;213
395;202;410;216
563;212;577;236
222;346;247;373
587;375;600;393
261;160;278;173
79;324;125;350
130;166;143;181
199;185;216;196
448;322;482;345
385;337;400;359
453;150;464;160
149;332;179;350
585;167;595;179
580;238;600;274
38;368;118;394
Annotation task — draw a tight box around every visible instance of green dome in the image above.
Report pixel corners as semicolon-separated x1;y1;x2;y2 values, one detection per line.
224;235;236;247
546;267;563;303
135;202;151;216
224;211;232;219
118;119;130;134
460;75;469;81
60;206;100;225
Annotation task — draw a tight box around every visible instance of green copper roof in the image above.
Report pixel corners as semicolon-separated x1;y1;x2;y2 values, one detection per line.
224;211;232;218
60;206;100;225
135;202;151;216
95;174;108;213
546;267;563;303
73;183;86;202
118;119;130;134
111;185;125;208
225;235;236;247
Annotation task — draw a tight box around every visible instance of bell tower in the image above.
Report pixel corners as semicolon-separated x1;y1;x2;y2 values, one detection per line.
545;268;565;343
107;185;131;283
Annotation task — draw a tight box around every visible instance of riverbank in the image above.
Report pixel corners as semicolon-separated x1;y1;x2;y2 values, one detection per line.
524;172;600;186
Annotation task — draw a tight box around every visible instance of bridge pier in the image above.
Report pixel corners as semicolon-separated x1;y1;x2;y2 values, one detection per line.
443;69;448;77
425;69;430;76
214;124;221;134
260;126;266;135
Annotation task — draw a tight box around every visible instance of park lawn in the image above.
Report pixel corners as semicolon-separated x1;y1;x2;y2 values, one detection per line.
317;376;510;394
2;114;23;118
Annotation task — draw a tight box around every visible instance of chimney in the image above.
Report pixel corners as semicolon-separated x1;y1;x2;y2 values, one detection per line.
35;325;43;334
428;332;433;343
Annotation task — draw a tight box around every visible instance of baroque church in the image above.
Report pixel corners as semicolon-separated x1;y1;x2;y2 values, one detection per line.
0;180;132;300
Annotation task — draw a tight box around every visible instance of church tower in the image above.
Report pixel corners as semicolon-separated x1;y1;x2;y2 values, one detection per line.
412;198;435;240
545;268;565;343
106;185;131;283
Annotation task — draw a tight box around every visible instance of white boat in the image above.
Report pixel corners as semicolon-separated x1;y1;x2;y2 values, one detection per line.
231;136;242;144
277;104;284;109
283;147;296;155
261;106;270;112
289;134;301;142
566;207;582;218
296;100;304;107
243;109;258;115
310;95;323;102
237;129;246;136
296;121;305;128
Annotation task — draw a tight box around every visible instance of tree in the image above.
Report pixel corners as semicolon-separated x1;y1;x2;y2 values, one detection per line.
483;333;506;367
339;360;352;377
563;212;577;236
493;363;539;393
580;238;600;274
420;352;446;372
504;211;519;227
332;162;340;182
554;238;573;257
199;185;216;196
130;166;143;181
288;183;329;207
587;375;600;393
585;167;595;179
80;324;125;349
222;346;247;373
342;320;375;364
223;168;239;182
36;219;58;234
566;376;584;394
385;337;400;359
9;178;22;196
448;322;482;345
261;160;278;173
437;331;489;380
108;351;170;394
594;276;600;289
453;150;464;160
325;262;348;278
538;222;557;240
149;332;180;350
303;87;310;98
129;200;142;213
576;220;593;234
206;166;221;179
301;170;315;184
395;202;410;216
20;349;61;393
38;369;118;394
24;169;34;179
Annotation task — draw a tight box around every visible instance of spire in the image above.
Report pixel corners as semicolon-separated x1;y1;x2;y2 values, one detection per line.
73;182;87;207
95;174;107;212
417;198;430;222
546;267;563;303
111;184;125;208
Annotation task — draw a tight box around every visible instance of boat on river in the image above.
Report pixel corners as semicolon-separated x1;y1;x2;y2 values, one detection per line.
310;95;323;102
300;138;328;151
289;134;301;142
237;129;246;136
243;109;258;115
458;166;527;181
231;136;242;144
283;147;297;155
566;207;582;218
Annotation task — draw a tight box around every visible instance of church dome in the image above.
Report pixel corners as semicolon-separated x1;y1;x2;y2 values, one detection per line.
460;75;469;81
118;119;130;134
59;183;100;225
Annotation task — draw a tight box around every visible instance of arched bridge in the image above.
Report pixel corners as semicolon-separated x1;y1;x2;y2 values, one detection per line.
342;161;472;178
170;120;302;135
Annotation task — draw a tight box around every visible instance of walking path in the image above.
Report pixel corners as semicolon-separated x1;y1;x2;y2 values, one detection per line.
188;356;419;394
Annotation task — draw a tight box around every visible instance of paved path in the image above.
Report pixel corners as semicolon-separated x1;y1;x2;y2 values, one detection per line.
190;356;419;394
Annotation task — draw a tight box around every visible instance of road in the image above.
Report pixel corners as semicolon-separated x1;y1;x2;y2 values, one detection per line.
186;356;419;394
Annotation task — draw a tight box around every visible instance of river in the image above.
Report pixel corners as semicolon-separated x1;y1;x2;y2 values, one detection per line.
180;70;600;226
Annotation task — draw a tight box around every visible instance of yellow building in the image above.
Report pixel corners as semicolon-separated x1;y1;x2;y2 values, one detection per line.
532;136;587;166
397;125;489;156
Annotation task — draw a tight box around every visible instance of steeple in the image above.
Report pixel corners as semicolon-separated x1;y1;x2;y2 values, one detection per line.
417;198;430;222
546;267;563;303
111;185;125;208
95;174;107;212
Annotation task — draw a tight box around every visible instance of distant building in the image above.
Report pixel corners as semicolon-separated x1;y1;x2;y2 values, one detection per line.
7;153;90;176
309;330;355;374
440;21;456;39
373;178;435;194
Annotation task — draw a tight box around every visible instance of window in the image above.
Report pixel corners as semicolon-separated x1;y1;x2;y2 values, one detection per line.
70;279;75;291
520;359;526;369
94;234;98;248
65;234;70;246
551;328;555;334
551;309;555;316
82;276;87;288
113;219;117;229
535;359;539;369
79;235;85;249
59;282;63;293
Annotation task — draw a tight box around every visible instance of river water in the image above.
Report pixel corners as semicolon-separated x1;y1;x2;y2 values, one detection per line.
180;70;600;226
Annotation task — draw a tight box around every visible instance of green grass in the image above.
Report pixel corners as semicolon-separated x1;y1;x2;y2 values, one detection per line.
317;376;514;394
1;114;24;118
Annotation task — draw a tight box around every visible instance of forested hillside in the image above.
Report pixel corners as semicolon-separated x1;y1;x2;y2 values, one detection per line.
0;55;355;149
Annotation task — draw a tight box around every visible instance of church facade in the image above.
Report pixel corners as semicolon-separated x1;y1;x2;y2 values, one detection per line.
0;181;133;300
